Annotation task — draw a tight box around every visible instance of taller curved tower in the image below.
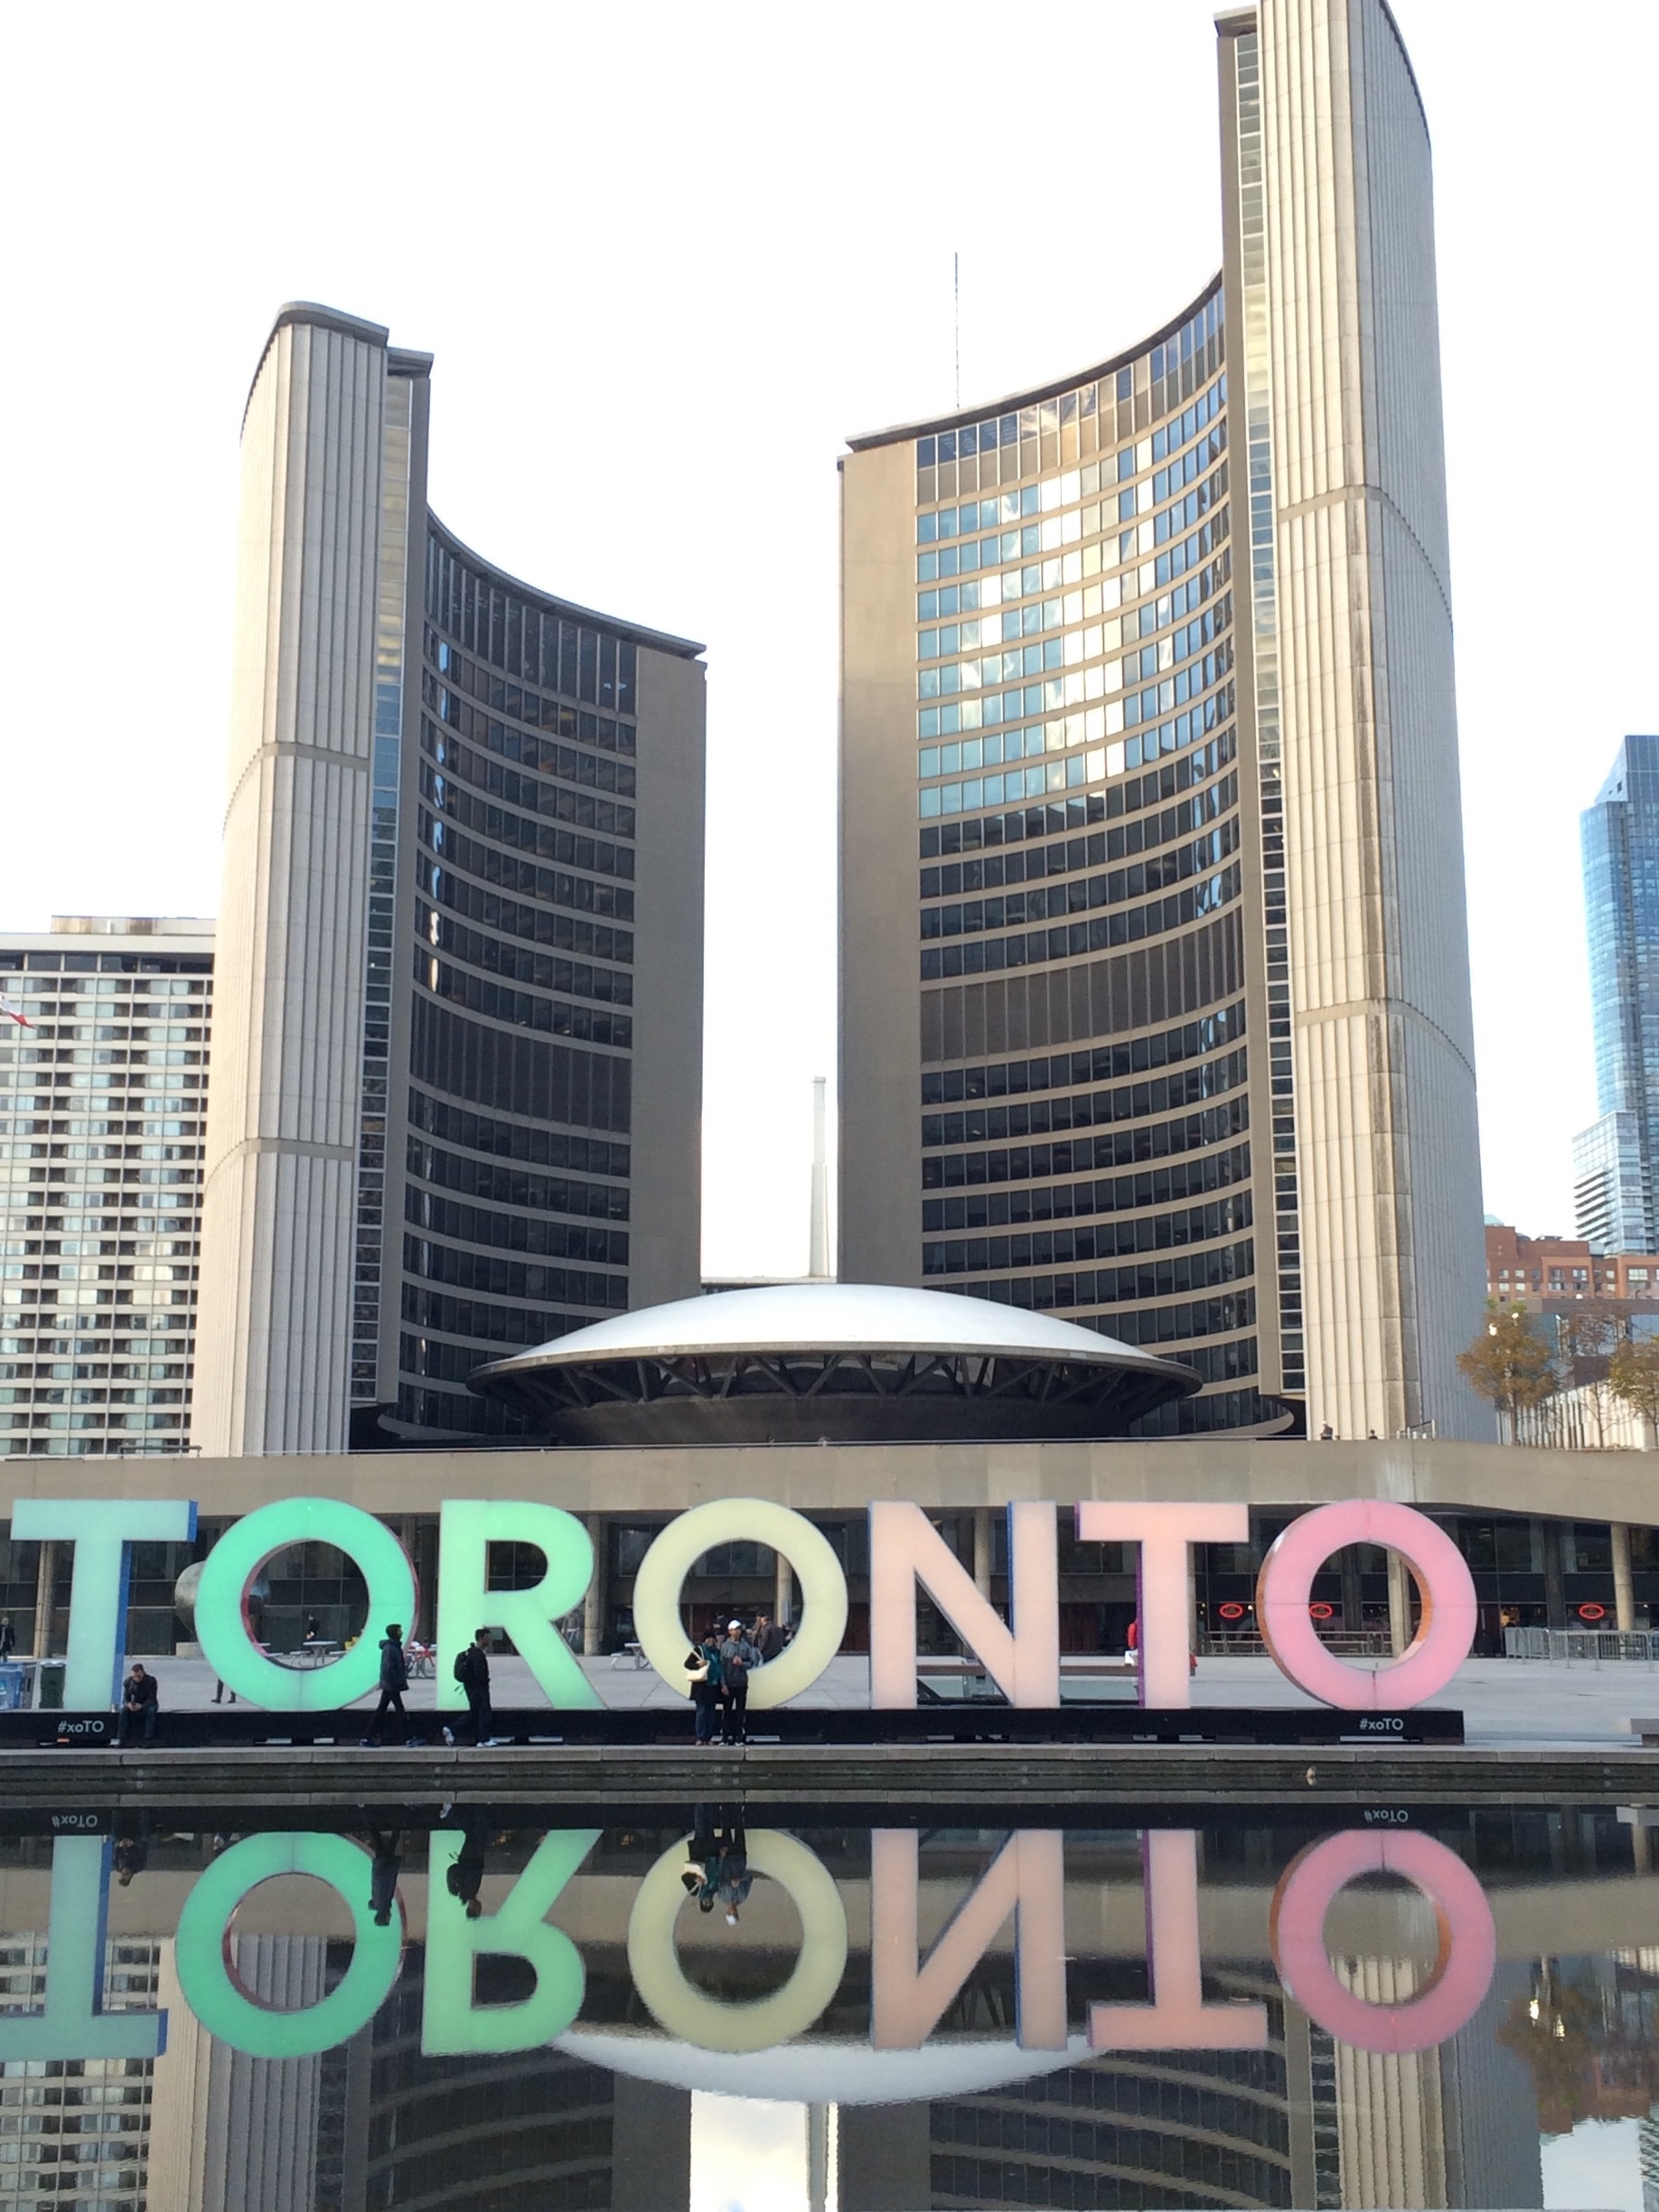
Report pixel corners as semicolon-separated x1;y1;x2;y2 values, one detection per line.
839;0;1485;1439
194;305;705;1453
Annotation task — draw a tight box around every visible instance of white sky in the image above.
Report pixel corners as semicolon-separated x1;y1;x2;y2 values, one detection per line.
2;2;1654;1275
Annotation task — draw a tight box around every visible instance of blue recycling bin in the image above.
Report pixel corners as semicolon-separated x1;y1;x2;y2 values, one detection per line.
0;1664;24;1711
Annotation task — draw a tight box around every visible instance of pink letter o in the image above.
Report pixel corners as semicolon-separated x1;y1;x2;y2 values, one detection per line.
1256;1500;1476;1710
1269;1830;1495;2054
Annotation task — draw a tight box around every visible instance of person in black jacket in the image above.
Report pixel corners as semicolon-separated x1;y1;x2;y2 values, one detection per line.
362;1624;409;1747
449;1628;494;1746
117;1664;158;1746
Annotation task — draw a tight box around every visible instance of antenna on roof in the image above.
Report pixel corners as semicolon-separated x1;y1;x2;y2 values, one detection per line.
953;251;961;409
809;1076;831;1281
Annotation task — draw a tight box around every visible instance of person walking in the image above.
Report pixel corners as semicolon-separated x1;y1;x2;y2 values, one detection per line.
755;1613;786;1663
0;1617;14;1660
717;1619;761;1746
117;1663;158;1747
683;1629;722;1747
365;1830;403;1927
449;1628;494;1746
362;1623;409;1747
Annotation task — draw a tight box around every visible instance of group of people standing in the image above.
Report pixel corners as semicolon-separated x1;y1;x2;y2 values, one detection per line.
682;1613;787;1746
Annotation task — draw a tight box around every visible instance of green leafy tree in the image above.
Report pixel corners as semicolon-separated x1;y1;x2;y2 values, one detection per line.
1457;1302;1558;1441
1608;1335;1659;1439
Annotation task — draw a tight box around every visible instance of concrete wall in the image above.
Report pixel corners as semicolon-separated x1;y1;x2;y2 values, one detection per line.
1254;0;1486;1439
628;645;708;1304
193;308;388;1457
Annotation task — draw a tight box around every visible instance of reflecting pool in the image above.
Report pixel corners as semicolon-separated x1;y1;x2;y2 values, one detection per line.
0;1799;1653;2208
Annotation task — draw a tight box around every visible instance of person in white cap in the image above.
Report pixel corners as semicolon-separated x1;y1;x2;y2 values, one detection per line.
717;1618;762;1745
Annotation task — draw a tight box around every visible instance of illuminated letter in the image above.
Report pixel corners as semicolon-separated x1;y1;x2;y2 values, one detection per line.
11;1498;197;1709
174;1832;404;2059
633;1499;848;1708
0;1838;165;2061
868;1502;1058;1708
436;1502;599;1711
1090;1831;1268;2051
1270;1830;1495;2053
1074;1502;1247;1709
871;1829;1065;2050
194;1498;417;1711
1256;1501;1476;1711
423;1828;600;2053
627;1831;847;2052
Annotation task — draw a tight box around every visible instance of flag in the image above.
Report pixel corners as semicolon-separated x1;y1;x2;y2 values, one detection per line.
0;993;32;1029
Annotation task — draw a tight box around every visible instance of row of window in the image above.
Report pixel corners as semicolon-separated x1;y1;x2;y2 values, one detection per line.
923;1095;1249;1188
923;1051;1246;1153
408;1090;629;1181
923;735;1238;859
401;1233;624;1311
922;1143;1252;1232
921;682;1235;805
0;960;209;980
914;334;1223;471
923;1196;1252;1277
920;537;1228;703
1;1165;201;1187
0;1141;200;1163
400;1286;617;1347
420;806;632;895
426;631;636;754
923;824;1238;941
420;758;634;846
915;483;1228;595
425;863;633;964
424;711;636;806
401;1330;578;1389
406;1187;628;1267
923;1004;1245;1105
426;536;641;714
409;1001;631;1135
0;1119;201;1140
419;955;632;1051
923;777;1237;904
407;1143;627;1229
920;863;1241;979
420;907;633;1007
1;1046;206;1069
963;1278;1255;1342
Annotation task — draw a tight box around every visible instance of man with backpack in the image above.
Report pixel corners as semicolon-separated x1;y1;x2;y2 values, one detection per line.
449;1627;494;1746
717;1619;762;1746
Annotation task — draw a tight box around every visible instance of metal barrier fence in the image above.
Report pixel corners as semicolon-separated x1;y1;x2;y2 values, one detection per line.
1504;1626;1659;1664
1198;1628;1394;1658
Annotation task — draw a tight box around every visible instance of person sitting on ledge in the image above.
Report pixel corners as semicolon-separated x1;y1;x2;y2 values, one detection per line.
117;1663;158;1747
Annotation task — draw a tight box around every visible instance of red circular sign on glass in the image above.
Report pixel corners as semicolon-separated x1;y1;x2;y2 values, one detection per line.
1308;1602;1335;1620
1578;1602;1607;1622
1217;1601;1246;1621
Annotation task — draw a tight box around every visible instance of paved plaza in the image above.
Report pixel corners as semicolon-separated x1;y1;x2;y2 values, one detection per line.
73;1651;1659;1752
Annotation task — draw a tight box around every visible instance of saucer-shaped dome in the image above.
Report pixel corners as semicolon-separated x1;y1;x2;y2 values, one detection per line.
469;1280;1198;1445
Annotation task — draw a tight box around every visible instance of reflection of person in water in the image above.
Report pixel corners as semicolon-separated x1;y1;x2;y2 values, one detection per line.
113;1820;149;1888
682;1807;722;1914
717;1824;751;1925
445;1812;488;1920
364;1829;402;1927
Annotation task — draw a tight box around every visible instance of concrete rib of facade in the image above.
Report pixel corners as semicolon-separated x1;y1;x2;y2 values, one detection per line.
193;305;706;1457
838;0;1485;1443
0;916;214;1457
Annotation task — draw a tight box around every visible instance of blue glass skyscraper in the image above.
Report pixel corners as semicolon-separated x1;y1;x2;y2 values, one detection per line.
1574;736;1659;1252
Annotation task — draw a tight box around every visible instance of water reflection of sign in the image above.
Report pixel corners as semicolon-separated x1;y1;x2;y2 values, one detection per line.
8;1822;1499;2072
11;1491;1479;1712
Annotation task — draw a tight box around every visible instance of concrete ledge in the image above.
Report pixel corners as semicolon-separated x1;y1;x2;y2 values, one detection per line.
2;1741;1654;1810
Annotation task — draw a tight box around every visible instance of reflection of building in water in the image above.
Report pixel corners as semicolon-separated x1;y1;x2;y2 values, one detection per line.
147;1936;347;2212
1311;1958;1542;2211
355;1954;688;2212
0;1936;162;2209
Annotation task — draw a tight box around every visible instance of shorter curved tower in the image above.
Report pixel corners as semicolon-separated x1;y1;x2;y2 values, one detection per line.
195;305;705;1453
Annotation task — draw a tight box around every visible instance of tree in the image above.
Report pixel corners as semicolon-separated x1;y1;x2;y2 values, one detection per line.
1608;1335;1659;1439
1457;1302;1558;1441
